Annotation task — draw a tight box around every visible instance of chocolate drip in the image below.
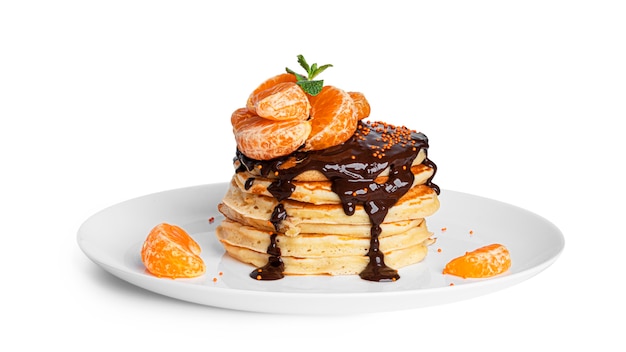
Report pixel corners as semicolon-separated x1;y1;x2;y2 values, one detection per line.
249;233;284;280
244;177;255;190
270;204;288;230
249;204;288;280
360;224;400;281
267;180;295;202
236;121;438;282
422;157;440;195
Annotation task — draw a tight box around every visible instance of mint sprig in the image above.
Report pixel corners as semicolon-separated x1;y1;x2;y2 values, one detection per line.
286;55;333;96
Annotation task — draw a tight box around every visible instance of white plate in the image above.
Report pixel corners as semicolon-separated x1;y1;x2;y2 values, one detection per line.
77;183;564;314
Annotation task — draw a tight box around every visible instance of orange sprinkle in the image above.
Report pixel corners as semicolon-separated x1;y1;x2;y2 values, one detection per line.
219;271;223;276
274;171;279;176
469;230;474;235
256;275;262;280
441;227;447;232
449;283;455;286
212;277;218;283
437;248;442;253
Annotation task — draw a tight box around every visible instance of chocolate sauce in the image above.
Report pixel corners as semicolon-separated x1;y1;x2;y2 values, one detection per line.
249;205;288;280
267;179;295;202
244;177;255;190
360;224;400;282
237;120;439;282
249;233;285;280
270;203;288;230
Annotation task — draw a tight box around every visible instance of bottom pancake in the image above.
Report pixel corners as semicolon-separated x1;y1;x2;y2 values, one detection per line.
220;240;433;276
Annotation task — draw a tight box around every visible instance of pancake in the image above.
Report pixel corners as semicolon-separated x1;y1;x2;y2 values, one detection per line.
220;241;433;276
232;159;434;205
217;217;433;257
218;199;425;237
219;179;440;237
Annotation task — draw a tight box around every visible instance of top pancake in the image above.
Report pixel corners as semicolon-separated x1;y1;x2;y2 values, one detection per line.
233;156;434;205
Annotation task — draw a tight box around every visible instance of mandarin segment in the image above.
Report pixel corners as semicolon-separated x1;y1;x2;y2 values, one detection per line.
304;85;358;151
246;73;297;112
231;107;257;131
141;223;206;279
248;82;311;121
233;109;312;160
348;91;371;120
443;243;511;279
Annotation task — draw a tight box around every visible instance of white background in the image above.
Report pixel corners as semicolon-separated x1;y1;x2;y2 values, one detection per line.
2;0;624;350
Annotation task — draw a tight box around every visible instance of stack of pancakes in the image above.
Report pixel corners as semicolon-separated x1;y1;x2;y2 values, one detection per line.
216;120;440;280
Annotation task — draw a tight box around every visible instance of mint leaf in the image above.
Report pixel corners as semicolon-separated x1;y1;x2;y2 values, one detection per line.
297;55;310;74
309;64;332;80
286;55;333;96
297;80;324;96
285;67;307;82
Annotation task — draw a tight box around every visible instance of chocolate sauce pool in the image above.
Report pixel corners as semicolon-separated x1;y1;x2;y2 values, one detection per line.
235;120;439;282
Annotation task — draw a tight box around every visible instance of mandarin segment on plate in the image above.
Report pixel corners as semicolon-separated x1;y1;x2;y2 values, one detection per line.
246;73;297;112
247;81;311;121
443;243;511;279
231;107;312;160
141;223;206;279
303;85;358;151
348;91;371;120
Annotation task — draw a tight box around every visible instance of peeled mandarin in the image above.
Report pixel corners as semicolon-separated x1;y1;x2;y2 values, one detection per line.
232;107;311;160
248;82;311;121
246;73;298;112
443;243;511;279
231;107;256;131
348;91;370;120
141;223;205;279
303;85;357;151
